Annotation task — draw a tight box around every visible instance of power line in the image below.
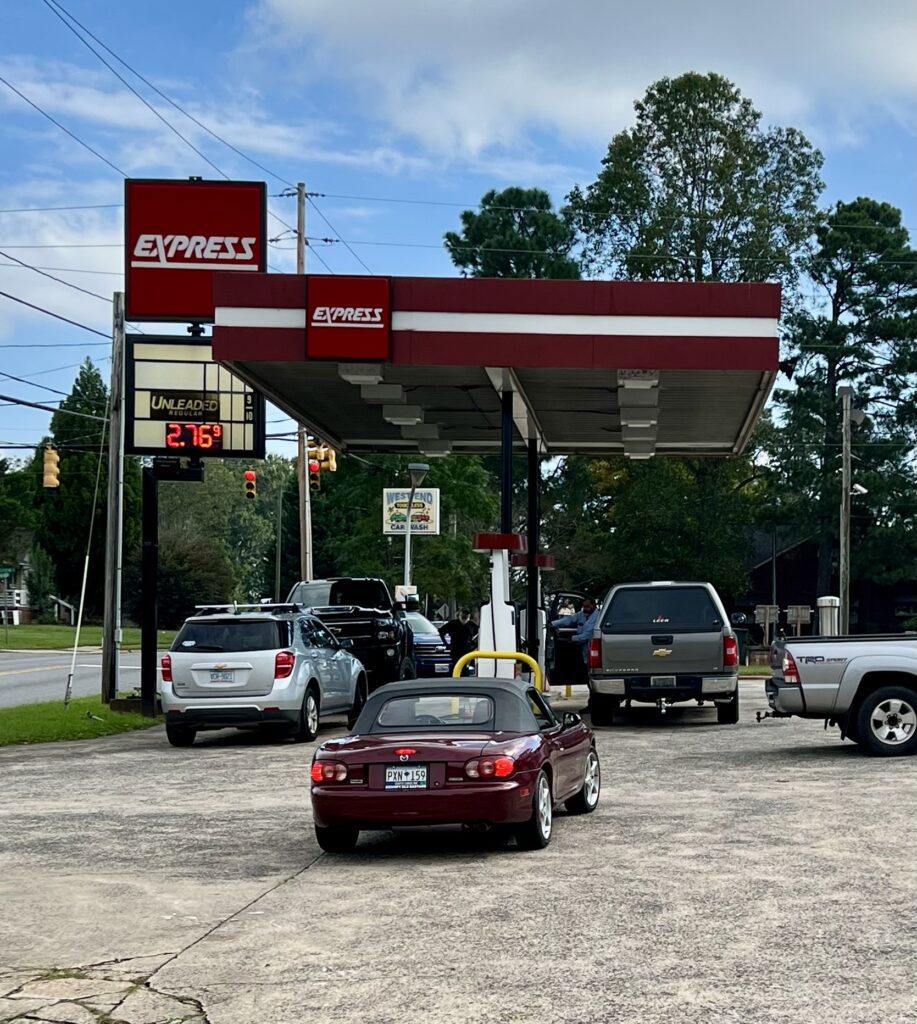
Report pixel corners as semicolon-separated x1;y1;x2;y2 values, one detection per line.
0;243;120;249
0;247;111;303
0;290;109;339
0;74;126;176
0;204;122;214
0;392;107;421
0;369;70;399
0;262;121;275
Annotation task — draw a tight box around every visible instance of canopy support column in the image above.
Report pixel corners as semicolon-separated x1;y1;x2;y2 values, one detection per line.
526;437;541;665
500;389;513;533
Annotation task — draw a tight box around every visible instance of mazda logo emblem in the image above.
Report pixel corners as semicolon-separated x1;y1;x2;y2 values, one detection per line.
399;754;409;762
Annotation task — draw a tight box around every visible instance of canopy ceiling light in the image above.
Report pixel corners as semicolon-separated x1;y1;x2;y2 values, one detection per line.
338;363;384;385
383;405;423;426
360;384;405;404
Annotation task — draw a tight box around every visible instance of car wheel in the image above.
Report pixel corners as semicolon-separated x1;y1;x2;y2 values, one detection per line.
515;770;553;850
292;686;320;743
589;694;617;727
315;825;359;853
855;686;917;757
399;657;416;680
716;688;740;725
346;676;367;730
565;748;601;815
165;724;196;748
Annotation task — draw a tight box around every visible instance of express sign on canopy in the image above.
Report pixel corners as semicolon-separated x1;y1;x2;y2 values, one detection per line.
125;179;266;322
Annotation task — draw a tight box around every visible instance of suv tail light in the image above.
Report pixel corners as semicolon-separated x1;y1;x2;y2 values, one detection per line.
161;654;172;683
465;756;515;779
723;635;739;669
311;761;348;783
275;650;295;679
782;650;801;685
588;638;602;669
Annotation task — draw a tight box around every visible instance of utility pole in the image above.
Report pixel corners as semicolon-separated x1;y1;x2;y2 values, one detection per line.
101;292;125;703
274;481;283;602
295;181;313;582
839;386;852;635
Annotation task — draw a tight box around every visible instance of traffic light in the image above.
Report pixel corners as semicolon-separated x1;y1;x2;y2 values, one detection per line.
309;458;321;491
244;469;257;500
42;446;60;489
318;446;337;473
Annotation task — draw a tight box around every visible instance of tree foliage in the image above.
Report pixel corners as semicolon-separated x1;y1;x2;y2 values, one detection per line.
567;72;824;283
143;528;237;630
27;544;56;623
444;187;580;279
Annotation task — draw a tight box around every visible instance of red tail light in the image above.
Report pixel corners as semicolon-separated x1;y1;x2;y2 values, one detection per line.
723;635;739;669
466;756;515;779
161;654;172;683
588;638;602;669
782;650;801;685
393;748;416;757
311;761;347;783
275;650;295;679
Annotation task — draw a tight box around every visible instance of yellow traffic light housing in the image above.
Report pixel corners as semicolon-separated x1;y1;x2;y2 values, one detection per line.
42;446;60;489
319;447;337;473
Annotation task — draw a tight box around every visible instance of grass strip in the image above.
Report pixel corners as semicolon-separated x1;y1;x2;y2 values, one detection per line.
0;695;159;746
0;624;176;651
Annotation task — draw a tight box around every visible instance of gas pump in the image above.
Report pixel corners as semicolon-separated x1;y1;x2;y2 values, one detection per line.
472;534;524;678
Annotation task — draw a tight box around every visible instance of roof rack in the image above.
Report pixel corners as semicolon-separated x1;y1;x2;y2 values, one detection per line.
192;602;303;616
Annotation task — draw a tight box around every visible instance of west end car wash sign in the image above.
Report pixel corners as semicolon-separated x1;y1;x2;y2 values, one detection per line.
125;179;266;322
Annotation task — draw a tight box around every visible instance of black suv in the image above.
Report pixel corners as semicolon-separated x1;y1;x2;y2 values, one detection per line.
287;578;415;691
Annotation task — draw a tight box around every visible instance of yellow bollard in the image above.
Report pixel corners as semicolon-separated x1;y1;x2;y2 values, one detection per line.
452;650;544;692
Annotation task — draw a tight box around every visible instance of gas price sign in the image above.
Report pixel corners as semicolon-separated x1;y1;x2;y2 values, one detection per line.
125;336;265;459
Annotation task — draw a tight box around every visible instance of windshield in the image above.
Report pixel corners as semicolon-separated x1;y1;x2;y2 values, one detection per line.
172;619;287;653
292;580;391;609
406;612;438;635
602;587;722;634
374;694;494;730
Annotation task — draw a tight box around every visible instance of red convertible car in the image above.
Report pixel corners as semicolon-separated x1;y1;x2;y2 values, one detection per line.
310;678;601;852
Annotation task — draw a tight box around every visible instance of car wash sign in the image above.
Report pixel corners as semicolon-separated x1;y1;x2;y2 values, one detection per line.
382;488;440;536
125;179;266;322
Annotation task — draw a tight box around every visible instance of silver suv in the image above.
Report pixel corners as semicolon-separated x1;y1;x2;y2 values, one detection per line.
587;582;739;725
160;605;368;747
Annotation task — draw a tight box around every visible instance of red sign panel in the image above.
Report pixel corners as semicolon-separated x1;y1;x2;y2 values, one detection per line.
125;179;266;322
306;276;391;359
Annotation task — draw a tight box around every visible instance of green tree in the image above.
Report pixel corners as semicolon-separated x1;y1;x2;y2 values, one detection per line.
35;360;141;615
444;187;580;279
27;544;56;623
763;197;917;595
567;72;824;283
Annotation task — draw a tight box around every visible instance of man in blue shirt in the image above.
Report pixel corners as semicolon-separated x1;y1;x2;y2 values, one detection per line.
552;596;599;666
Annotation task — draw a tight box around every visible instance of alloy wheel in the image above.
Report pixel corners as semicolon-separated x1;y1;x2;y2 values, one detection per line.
583;750;601;806
306;693;319;736
536;774;552;840
870;697;917;746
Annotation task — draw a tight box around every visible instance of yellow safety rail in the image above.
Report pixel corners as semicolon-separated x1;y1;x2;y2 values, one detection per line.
452;650;544;692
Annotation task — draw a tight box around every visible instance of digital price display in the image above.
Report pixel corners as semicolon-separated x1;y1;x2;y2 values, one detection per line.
165;423;224;452
125;336;265;459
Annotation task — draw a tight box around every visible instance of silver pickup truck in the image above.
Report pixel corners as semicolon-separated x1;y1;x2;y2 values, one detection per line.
587;581;739;726
766;635;917;756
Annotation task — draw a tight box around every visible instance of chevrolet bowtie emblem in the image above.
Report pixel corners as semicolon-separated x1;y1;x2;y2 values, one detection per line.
652;649;672;657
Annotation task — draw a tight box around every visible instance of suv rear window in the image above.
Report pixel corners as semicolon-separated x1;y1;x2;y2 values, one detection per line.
602;587;722;634
291;580;391;609
172;619;289;653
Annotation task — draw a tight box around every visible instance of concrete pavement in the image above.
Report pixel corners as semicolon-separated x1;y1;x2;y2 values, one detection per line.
0;652;147;708
1;682;916;1023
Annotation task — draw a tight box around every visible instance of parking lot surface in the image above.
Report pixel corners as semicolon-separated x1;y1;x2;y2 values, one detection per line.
1;681;915;1024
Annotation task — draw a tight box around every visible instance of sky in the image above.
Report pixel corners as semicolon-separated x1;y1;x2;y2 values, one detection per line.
1;0;915;458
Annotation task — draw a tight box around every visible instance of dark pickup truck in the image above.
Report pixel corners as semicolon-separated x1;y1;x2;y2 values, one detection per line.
287;578;415;691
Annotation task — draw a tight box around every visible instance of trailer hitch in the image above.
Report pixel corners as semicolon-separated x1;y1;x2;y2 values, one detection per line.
756;709;792;722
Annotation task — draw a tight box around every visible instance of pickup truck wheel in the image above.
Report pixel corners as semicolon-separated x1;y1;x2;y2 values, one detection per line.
398;657;416;680
716;689;740;725
589;694;617;727
856;686;917;757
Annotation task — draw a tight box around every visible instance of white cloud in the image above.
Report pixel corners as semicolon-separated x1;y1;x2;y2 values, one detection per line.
248;0;917;158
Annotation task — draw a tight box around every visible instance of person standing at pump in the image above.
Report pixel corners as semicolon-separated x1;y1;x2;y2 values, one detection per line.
552;597;599;671
441;609;476;674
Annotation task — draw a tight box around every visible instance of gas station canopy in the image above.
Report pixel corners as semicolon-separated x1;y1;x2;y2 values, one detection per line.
212;274;780;458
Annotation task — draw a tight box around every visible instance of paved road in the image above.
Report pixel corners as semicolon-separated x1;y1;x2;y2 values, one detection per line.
1;682;916;1024
0;651;148;708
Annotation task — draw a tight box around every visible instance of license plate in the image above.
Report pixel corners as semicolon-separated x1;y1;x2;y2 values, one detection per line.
651;675;676;687
384;766;428;790
209;670;234;683
434;663;449;673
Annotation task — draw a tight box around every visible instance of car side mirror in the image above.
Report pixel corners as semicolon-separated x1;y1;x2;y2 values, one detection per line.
339;637;354;650
392;601;405;612
562;712;581;729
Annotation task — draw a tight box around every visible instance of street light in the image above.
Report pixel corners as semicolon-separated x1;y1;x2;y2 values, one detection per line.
403;462;430;590
838;388;866;634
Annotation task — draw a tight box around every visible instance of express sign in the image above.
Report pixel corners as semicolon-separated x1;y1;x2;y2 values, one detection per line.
125;179;266;322
306;275;391;359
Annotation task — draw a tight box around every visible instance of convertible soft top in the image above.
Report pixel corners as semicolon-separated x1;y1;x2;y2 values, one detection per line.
354;678;539;735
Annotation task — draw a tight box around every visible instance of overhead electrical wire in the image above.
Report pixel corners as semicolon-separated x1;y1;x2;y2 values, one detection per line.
0;290;109;340
0;392;107;421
